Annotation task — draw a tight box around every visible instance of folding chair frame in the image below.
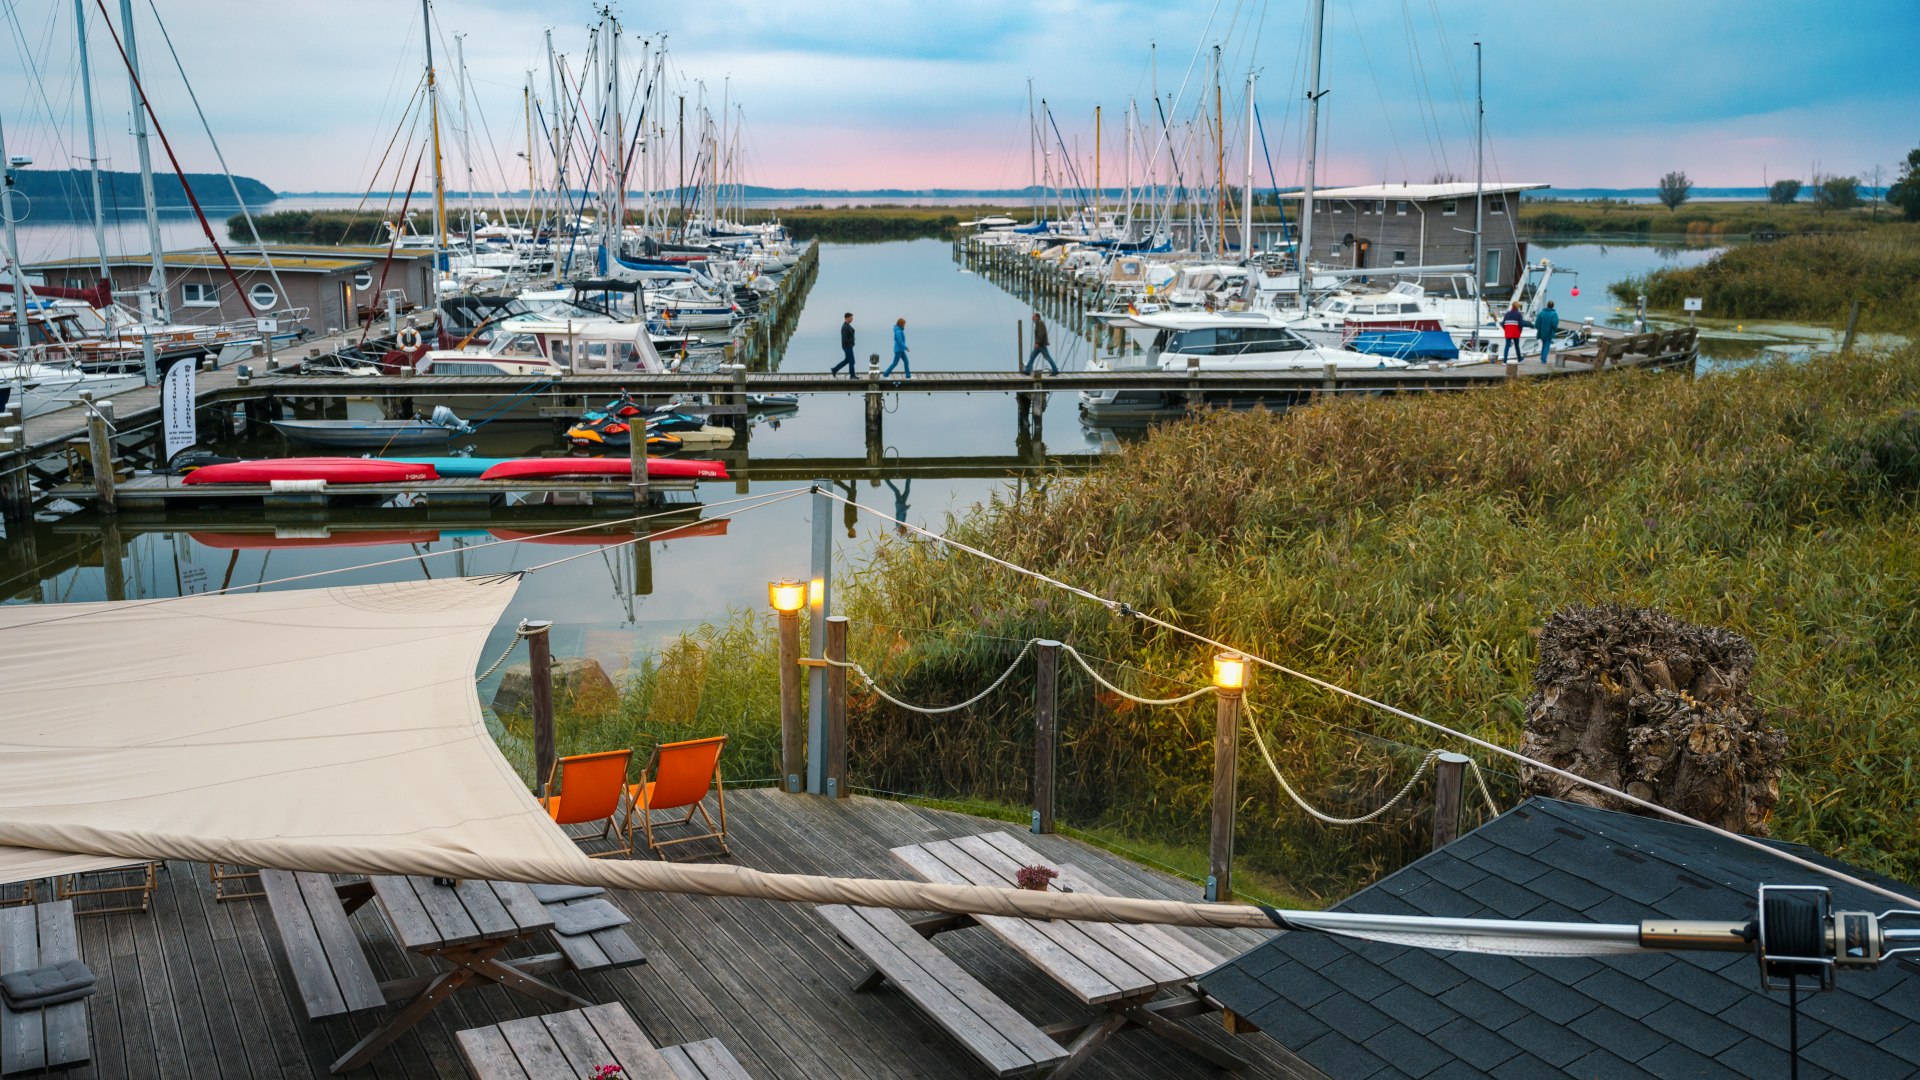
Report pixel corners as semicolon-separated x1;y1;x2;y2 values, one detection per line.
543;756;635;860
208;862;265;902
623;753;729;861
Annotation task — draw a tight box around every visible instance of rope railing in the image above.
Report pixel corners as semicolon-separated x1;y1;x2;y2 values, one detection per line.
818;639;1036;715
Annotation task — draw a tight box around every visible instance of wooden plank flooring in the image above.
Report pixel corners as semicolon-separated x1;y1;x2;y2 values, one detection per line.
32;792;1323;1079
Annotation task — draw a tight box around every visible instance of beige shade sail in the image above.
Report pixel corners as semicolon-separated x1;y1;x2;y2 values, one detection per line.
0;577;1289;931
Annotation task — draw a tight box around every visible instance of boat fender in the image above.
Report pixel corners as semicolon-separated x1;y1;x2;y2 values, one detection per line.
397;326;422;350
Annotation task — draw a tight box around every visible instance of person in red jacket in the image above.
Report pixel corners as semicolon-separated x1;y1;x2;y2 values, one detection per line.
1500;302;1527;363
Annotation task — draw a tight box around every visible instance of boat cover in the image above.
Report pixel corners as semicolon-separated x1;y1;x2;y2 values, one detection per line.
1347;329;1461;360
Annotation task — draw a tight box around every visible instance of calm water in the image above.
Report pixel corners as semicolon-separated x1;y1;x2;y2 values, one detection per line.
0;233;1744;676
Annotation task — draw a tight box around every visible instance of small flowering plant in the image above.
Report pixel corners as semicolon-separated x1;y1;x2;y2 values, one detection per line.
1015;864;1059;891
589;1065;624;1079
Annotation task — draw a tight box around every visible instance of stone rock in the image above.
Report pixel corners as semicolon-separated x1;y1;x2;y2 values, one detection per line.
1520;604;1786;835
492;657;617;716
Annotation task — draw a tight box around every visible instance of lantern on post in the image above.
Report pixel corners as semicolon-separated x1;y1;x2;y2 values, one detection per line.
1208;651;1248;902
769;579;807;793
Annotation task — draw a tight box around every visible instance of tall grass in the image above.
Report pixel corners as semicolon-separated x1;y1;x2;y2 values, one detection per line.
1610;228;1920;330
1520;198;1894;238
536;345;1920;900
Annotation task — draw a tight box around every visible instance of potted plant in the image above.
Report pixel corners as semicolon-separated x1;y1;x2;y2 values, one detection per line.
1014;864;1059;891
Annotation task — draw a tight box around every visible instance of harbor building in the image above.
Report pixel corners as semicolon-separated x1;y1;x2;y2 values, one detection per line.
1286;181;1549;294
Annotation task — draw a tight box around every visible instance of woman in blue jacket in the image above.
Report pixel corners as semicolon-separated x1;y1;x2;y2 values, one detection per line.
886;318;912;378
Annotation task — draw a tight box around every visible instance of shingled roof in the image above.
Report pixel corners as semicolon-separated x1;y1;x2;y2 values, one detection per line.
1199;798;1920;1079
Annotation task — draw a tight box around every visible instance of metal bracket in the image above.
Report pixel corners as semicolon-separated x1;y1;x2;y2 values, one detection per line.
1030;810;1042;834
1204;876;1220;903
826;777;839;799
786;773;801;794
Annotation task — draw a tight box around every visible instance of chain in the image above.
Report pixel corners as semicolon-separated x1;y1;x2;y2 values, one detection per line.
822;639;1037;715
1061;645;1218;705
1245;700;1441;826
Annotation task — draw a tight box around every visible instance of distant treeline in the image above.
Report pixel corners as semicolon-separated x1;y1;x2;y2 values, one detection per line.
15;169;274;218
232;208;431;245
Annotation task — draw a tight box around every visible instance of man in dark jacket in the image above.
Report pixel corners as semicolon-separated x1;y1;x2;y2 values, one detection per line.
1025;312;1058;375
832;313;857;378
1535;301;1561;365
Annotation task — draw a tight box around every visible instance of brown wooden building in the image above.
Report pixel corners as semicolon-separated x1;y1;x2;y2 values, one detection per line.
1284;181;1548;293
28;246;438;333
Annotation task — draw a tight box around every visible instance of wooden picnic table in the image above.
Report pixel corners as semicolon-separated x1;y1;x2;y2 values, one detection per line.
892;832;1246;1075
330;876;590;1074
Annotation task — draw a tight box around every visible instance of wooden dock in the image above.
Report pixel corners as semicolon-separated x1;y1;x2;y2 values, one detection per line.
44;790;1317;1079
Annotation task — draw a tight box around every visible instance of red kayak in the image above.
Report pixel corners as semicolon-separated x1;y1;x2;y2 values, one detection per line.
182;458;440;485
478;457;730;482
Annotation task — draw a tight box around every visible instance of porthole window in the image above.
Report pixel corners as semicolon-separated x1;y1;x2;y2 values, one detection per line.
352;271;373;290
248;283;278;311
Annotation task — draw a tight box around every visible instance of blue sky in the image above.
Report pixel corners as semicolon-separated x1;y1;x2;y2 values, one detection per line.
1;0;1914;193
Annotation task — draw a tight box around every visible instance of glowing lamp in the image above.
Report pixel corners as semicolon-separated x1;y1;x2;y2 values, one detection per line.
768;579;807;615
1212;651;1249;692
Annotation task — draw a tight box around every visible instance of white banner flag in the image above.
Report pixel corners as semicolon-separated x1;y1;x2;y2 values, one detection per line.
162;360;197;462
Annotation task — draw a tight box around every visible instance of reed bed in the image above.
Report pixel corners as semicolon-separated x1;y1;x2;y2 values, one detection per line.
1519;198;1892;238
1610;228;1920;330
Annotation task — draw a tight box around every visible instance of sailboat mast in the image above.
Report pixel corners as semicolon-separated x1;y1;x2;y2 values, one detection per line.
1124;100;1133;238
1297;0;1326;309
1027;79;1036;220
118;0;165;324
73;0;111;285
1243;69;1256;265
421;0;447;270
0;115;29;355
1094;104;1101;233
1213;45;1224;257
1472;41;1485;321
610;14;625;243
455;33;473;245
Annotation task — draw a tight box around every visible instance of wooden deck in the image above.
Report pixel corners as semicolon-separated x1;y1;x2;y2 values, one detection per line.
48;791;1321;1079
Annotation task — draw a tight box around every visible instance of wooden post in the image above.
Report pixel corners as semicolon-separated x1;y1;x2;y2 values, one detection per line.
86;405;116;515
824;615;849;799
865;390;884;468
525;620;556;798
1208;685;1243;902
1431;751;1470;851
778;609;803;793
1032;640;1059;833
1842;298;1862;353
99;518;127;603
0;428;28;523
629;406;650;504
1016;319;1024;372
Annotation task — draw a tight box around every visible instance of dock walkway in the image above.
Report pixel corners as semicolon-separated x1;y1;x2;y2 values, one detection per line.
50;789;1316;1079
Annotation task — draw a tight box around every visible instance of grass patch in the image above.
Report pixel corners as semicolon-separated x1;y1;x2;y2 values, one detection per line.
1520;198;1899;238
1609;228;1920;330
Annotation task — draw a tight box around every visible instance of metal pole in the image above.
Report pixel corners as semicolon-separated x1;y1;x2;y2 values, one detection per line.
1032;640;1059;834
525;620;556;797
1297;0;1325;310
1242;69;1256;267
1432;752;1469;850
1208;686;1243;902
825;616;848;799
118;0;166;338
805;484;834;794
778;610;803;793
0;121;28;359
73;0;112;285
1472;42;1485;334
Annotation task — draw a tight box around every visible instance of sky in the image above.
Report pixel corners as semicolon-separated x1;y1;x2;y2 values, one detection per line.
0;0;1915;195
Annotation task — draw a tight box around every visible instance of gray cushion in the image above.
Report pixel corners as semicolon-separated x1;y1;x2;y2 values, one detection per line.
549;898;630;937
1;959;96;1008
530;883;604;904
2;983;96;1010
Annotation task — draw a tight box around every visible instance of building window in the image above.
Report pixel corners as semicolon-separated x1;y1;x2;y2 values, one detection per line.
1331;202;1343;214
1442;200;1458;216
182;282;218;307
352;271;373;290
1392;250;1406;266
248;283;278;311
1490;196;1506;215
1483;248;1502;286
1395;201;1409;215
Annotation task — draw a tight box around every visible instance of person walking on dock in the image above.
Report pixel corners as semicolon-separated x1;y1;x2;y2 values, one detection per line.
1025;312;1058;375
832;313;857;378
886;318;912;379
1535;301;1561;365
1500;302;1527;363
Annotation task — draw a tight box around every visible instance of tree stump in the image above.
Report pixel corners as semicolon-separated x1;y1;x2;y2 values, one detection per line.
1520;605;1785;834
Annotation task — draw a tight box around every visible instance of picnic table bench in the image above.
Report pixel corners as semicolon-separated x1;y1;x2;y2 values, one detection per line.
843;830;1247;1078
456;1002;750;1080
259;870;384;1020
538;892;648;976
820;903;1067;1077
0;901;89;1076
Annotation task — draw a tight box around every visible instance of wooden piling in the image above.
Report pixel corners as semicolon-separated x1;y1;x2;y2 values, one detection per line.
1208;686;1243;902
1032;640;1059;834
526;621;556;797
1431;751;1469;850
778;610;804;793
825;615;849;799
87;406;117;515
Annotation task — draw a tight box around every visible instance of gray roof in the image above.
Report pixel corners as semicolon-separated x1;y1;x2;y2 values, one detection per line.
1199;798;1920;1079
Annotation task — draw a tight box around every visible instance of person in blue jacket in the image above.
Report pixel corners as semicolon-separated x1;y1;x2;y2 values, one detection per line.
1534;301;1561;365
885;318;911;378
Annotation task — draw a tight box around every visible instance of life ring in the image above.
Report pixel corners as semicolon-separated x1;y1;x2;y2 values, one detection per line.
396;326;422;350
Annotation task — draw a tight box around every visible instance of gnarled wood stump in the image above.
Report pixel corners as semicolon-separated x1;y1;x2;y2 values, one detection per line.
1521;605;1785;834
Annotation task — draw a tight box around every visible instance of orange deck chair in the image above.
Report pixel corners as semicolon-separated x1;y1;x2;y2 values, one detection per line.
623;736;729;859
541;748;635;858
